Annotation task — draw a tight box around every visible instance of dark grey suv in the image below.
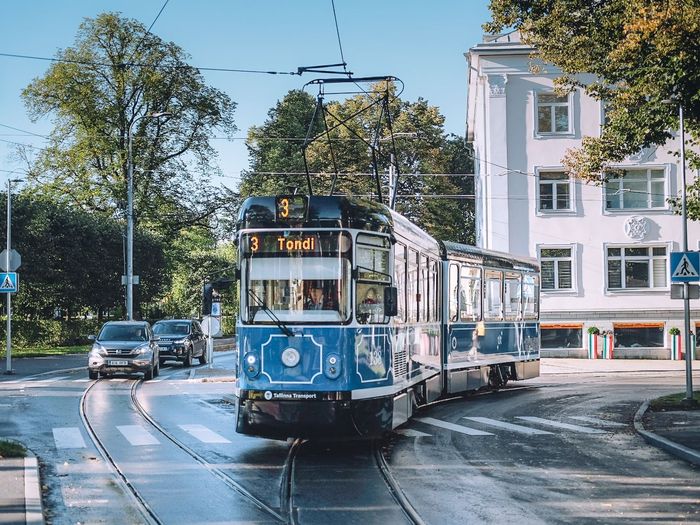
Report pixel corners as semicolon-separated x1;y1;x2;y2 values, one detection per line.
87;321;160;380
153;319;207;367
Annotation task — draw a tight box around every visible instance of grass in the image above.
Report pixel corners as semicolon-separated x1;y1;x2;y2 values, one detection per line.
0;345;90;359
649;391;700;411
0;439;27;458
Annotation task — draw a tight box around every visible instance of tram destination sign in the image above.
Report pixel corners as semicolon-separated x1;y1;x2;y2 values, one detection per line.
243;231;351;256
275;195;307;221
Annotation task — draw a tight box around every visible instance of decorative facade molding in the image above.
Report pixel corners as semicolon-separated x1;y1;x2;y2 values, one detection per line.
624;215;650;241
487;74;508;97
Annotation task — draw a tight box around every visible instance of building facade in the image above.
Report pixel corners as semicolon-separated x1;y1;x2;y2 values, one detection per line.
465;32;700;358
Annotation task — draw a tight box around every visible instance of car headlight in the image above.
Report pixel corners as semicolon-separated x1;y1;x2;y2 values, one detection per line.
134;344;152;355
90;343;107;357
174;338;188;344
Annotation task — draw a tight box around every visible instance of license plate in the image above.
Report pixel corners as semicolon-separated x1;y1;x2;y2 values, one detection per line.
108;360;129;366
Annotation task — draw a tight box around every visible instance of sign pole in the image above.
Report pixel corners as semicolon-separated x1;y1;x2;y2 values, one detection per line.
679;105;694;404
5;180;13;375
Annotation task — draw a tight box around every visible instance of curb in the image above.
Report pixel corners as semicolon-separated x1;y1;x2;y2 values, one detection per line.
24;452;44;525
633;401;700;467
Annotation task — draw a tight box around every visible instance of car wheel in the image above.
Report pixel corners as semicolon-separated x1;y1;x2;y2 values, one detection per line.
198;347;208;365
88;370;98;380
153;359;160;378
144;365;154;381
184;347;192;367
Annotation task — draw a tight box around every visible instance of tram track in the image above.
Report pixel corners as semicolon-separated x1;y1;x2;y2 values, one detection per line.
81;376;287;524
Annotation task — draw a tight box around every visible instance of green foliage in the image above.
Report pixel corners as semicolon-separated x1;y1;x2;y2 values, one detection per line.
0;439;26;458
587;326;600;335
3;192;168;319
669;327;681;336
486;0;700;215
20;12;239;234
240;86;475;243
0;319;101;347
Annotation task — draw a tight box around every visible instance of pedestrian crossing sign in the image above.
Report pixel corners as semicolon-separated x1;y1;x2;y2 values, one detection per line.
671;251;700;283
0;272;18;293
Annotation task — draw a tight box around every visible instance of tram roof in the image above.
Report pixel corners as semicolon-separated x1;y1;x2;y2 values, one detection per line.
237;196;394;233
440;241;539;271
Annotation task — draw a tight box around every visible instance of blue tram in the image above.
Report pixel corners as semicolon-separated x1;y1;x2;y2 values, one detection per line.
233;195;540;439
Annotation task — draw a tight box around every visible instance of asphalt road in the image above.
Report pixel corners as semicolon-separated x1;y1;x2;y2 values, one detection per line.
1;356;699;524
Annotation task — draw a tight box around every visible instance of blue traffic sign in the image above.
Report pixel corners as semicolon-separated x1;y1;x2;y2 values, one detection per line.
670;251;700;283
0;272;18;293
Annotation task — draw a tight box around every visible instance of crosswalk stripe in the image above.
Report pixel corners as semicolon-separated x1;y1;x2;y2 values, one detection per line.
35;376;70;383
117;425;160;446
415;417;493;436
395;428;432;438
463;417;553;435
516;417;607;434
178;424;231;443
569;416;626;427
73;379;91;383
53;427;87;449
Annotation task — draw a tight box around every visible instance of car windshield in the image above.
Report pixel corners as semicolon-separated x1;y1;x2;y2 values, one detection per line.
153;322;190;335
98;324;147;342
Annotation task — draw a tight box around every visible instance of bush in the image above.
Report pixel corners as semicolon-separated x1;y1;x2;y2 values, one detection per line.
669;327;681;336
0;319;102;347
587;326;600;335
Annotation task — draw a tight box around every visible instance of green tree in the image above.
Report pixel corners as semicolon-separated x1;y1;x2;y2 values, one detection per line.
21;12;238;233
486;0;700;215
4;192;167;319
240;86;474;242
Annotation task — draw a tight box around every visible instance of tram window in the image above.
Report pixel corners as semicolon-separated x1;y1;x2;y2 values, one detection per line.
449;264;459;322
522;274;539;319
408;249;419;323
356;234;391;282
504;272;522;321
460;266;481;322
395;244;407;322
244;256;351;323
420;255;429;322
429;259;439;322
484;270;503;320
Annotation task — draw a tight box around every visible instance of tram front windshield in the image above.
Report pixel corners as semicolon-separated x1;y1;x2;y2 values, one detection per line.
241;232;351;323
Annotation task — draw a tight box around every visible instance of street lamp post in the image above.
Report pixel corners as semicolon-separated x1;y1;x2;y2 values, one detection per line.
125;111;170;320
5;178;22;375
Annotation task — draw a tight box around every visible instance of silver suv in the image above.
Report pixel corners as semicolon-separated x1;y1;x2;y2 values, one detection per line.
87;321;160;380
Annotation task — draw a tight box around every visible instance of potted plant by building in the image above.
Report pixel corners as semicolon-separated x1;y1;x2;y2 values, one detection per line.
669;327;682;360
587;327;600;359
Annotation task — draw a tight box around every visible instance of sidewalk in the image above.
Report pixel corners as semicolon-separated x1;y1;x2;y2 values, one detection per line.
0;450;43;525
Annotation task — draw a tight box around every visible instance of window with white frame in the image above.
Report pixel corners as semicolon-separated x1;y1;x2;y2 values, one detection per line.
538;171;572;211
536;92;571;134
539;246;574;291
604;168;666;210
606;245;668;290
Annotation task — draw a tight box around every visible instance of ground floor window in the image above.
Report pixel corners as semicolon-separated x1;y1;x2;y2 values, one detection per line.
540;324;583;348
613;323;664;348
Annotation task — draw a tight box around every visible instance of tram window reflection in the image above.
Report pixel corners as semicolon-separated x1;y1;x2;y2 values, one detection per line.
357;284;385;323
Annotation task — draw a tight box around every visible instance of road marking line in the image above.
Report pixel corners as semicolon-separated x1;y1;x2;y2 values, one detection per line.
35;376;70;383
516;417;607;434
414;417;493;436
395;428;432;437
53;427;87;449
73;379;91;383
463;417;553;435
117;425;160;446
178;424;231;443
569;416;626;427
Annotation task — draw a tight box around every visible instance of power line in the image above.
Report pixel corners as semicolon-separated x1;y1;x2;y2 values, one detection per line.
330;0;347;72
0;123;48;139
0;52;299;76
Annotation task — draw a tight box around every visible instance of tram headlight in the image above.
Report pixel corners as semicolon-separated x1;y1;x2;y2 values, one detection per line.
244;353;260;378
281;347;300;368
324;353;341;379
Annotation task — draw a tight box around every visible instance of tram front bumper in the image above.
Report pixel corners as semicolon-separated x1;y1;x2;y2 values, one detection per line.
234;393;393;440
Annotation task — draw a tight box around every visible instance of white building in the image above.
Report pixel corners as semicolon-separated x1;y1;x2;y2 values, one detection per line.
465;32;700;358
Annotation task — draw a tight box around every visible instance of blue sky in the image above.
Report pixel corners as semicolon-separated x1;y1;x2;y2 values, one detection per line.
0;0;492;188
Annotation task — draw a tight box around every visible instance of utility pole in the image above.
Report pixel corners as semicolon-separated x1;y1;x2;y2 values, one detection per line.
5;178;21;375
